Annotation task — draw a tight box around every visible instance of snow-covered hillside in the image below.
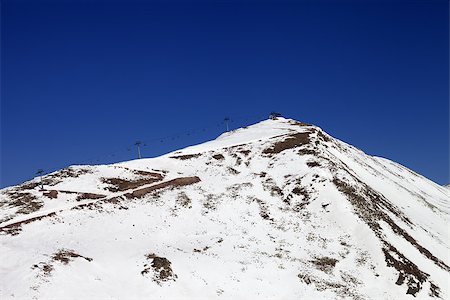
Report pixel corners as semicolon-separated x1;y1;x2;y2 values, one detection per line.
1;118;449;299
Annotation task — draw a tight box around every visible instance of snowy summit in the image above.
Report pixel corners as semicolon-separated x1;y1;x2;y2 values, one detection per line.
1;117;449;299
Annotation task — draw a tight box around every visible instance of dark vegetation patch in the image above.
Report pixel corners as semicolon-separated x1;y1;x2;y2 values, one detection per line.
105;196;124;205
32;262;54;276
52;249;93;264
297;273;362;299
306;161;321;168
3;192;43;216
202;194;221;211
311;257;338;273
383;242;429;296
429;282;441;298
176;192;191;208
226;183;253;200
340;271;362;286
228;152;242;166
321;203;330;210
71;201;103;211
0;215;14;225
125;177;201;199
15;181;41;191
50;167;91;180
292;186;309;199
262;132;311;154
141;253;177;284
240;150;251;156
72;196;127;211
102;173;164;192
0;212;57;236
32;249;92;277
227;167;240;175
297;273;312;285
297;149;318;156
76;192;106;201
212;154;224;160
316;130;331;143
24;167;93;189
0;225;22;236
250;197;274;222
132;170;163;177
289;181;311;211
170;153;202;160
193;246;210;253
262;177;283;198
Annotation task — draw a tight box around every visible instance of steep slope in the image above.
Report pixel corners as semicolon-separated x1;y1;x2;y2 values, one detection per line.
1;118;448;299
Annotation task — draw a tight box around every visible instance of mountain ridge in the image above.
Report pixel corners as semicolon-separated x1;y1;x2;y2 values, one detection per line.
1;117;448;299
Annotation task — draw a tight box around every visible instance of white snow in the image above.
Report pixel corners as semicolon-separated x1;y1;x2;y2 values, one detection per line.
0;117;448;300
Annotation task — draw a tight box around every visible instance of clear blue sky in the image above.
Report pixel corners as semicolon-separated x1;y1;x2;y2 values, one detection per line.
1;0;448;188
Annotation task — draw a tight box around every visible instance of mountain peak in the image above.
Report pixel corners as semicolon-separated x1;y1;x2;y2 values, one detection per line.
1;117;449;299
165;117;323;158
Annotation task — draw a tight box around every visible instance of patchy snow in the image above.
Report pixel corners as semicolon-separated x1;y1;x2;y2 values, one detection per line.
1;117;448;299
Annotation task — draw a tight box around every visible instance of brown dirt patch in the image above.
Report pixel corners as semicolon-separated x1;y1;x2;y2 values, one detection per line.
316;130;331;143
311;257;339;273
289;181;311;211
170;153;202;160
41;167;93;187
176;192;191;208
76;192;106;201
306;161;321;168
71;202;102;211
43;190;58;199
298;149;318;156
4;192;44;215
132;170;163;177
212;154;225;160
227;167;240;175
202;194;221;211
32;262;54;276
262;177;283;198
263;132;311;154
125;176;201;199
382;242;428;296
240;150;251;156
102;173;164;192
297;272;362;298
141;253;177;283
32;249;92;277
52;249;93;264
429;282;441;298
71;196;126;210
251;197;274;222
14;168;90;191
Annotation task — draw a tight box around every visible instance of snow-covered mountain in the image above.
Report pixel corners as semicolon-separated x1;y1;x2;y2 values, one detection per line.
1;117;449;299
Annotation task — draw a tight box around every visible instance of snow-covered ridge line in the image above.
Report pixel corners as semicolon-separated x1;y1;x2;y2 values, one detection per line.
1;117;448;300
